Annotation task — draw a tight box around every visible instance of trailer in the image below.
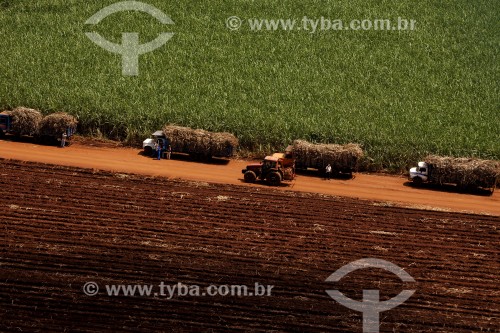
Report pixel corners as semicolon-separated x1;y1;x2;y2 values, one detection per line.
291;140;363;177
37;112;78;146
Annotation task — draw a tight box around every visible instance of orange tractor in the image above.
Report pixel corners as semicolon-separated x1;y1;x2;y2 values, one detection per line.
242;147;295;186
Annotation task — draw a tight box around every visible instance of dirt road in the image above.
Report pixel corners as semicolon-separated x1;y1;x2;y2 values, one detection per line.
1;139;498;215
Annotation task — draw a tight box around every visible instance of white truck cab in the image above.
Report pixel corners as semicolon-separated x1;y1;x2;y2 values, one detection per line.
143;130;169;156
409;161;429;182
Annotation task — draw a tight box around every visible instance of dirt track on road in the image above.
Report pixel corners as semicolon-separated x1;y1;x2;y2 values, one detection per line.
0;139;499;216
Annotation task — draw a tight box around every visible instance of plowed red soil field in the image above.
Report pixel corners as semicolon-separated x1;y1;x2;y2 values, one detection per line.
1;159;499;332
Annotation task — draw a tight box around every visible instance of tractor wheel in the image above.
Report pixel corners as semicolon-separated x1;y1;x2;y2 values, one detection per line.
268;172;282;186
412;177;423;186
144;146;153;156
244;170;257;183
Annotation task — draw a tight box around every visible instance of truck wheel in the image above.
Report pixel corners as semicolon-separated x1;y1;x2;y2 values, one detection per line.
244;171;257;183
144;146;153;156
268;172;282;186
412;177;423;186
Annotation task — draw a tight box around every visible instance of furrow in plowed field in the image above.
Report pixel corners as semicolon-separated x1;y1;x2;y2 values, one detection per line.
1;160;499;332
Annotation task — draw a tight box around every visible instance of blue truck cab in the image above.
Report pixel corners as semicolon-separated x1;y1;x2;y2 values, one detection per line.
0;114;11;136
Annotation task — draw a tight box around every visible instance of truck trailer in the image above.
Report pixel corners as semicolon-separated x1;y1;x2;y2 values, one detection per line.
291;140;363;177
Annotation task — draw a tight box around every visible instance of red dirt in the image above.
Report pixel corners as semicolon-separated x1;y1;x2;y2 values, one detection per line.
0;160;499;332
0;140;499;216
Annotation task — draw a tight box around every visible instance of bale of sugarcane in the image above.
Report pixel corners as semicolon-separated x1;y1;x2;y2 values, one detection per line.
424;155;500;189
38;112;78;137
162;125;238;157
3;107;43;136
292;140;364;171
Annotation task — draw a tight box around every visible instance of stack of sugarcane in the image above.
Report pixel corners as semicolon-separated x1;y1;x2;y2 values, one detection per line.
38;112;78;137
162;125;238;157
292;140;364;171
424;155;500;189
2;107;43;136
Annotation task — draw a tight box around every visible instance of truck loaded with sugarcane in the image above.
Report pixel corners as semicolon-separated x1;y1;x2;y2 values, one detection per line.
0;107;77;145
143;125;238;159
409;155;500;194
